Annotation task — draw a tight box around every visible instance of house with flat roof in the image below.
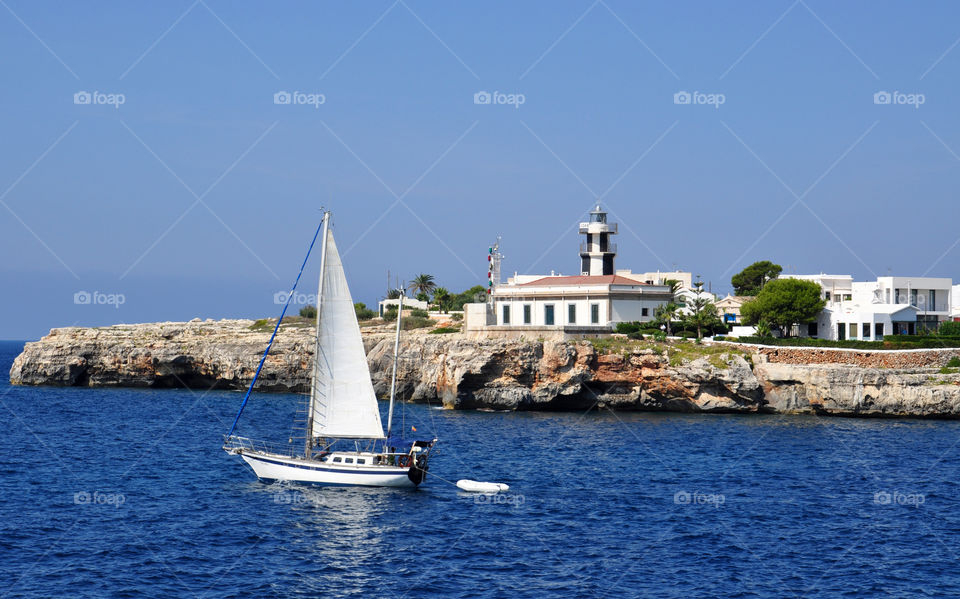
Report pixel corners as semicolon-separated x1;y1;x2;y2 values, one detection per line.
780;274;952;340
464;205;674;339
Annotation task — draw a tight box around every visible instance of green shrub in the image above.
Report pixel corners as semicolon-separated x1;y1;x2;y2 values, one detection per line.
652;331;667;342
615;322;641;334
626;331;644;340
451;313;463;321
410;308;429;318
947;356;960;368
299;305;317;319
382;307;398;321
940;321;960;336
354;302;376;320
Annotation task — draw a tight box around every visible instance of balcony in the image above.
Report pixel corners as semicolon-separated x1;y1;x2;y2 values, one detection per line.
579;223;618;234
579;242;617;254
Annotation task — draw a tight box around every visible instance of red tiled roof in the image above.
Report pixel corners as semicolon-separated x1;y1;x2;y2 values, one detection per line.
517;275;648;287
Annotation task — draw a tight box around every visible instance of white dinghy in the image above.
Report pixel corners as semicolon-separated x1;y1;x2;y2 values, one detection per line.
456;480;509;493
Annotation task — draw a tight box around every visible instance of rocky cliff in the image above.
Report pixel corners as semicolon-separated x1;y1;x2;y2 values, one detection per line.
10;320;960;417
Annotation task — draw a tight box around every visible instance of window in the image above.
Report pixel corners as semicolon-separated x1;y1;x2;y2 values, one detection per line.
544;304;555;325
843;294;852;301
808;322;818;337
824;291;831;301
502;305;510;325
357;459;365;465
642;308;649;317
568;304;576;324
333;457;342;463
591;303;600;324
345;458;354;464
875;323;884;339
862;323;870;338
849;323;857;339
523;304;531;324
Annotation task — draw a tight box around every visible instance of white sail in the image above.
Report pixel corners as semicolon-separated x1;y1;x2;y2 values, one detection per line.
309;230;385;439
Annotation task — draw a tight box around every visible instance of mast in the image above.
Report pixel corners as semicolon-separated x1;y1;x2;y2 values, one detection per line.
385;289;404;440
305;211;330;458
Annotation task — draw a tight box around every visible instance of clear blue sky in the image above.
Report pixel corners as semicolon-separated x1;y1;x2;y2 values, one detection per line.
3;1;960;340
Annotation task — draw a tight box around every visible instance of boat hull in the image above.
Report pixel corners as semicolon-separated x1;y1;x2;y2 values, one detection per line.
237;451;418;488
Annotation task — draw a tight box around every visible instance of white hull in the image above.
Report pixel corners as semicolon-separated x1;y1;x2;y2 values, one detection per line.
238;451;418;488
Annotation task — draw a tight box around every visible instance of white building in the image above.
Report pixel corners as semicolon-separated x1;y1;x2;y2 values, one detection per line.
378;296;429;317
464;205;674;339
781;274;953;340
951;284;960;320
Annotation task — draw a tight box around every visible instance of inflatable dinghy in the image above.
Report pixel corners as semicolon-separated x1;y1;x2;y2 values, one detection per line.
456;479;509;493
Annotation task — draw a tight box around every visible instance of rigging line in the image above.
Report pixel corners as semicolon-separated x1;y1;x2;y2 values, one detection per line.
226;216;325;437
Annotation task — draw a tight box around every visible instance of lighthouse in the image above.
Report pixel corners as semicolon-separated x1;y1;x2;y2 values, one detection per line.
579;204;617;276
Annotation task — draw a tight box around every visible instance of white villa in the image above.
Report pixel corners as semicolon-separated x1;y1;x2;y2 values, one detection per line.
780;274;953;340
953;284;960;320
378;296;429;317
464;205;679;339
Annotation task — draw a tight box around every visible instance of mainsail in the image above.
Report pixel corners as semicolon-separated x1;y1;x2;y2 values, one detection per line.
309;229;385;439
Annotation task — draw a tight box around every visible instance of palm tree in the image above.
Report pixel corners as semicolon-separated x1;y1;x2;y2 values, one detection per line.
407;274;436;298
432;287;451;313
654;302;679;336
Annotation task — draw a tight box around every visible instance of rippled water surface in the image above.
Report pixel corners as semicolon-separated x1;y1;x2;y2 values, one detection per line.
2;340;960;597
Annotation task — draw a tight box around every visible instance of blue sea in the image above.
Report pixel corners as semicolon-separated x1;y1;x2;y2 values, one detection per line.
2;339;960;597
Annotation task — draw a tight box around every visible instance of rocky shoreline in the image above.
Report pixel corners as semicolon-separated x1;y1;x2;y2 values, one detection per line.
10;320;960;417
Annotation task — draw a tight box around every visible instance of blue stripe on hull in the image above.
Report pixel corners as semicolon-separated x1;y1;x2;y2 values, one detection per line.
245;453;409;475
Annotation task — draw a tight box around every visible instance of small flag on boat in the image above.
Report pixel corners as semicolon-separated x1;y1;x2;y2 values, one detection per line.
411;426;417;432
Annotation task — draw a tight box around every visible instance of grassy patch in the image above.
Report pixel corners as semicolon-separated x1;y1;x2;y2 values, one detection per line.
249;319;272;331
401;317;434;330
429;326;460;334
940;367;959;375
667;342;749;369
586;338;748;369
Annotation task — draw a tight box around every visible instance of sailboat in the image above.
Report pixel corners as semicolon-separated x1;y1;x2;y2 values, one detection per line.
223;211;436;488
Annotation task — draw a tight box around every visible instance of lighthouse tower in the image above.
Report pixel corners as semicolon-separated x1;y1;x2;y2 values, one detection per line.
579;204;617;276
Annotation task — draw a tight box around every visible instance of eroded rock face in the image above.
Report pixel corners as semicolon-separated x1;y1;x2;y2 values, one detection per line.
10;321;960;417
